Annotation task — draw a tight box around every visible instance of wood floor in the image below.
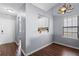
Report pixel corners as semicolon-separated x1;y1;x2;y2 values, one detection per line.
0;42;17;56
30;43;79;56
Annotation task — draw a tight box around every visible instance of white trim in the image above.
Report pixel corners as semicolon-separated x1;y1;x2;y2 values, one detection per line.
26;41;79;56
21;48;26;56
54;42;79;50
15;41;26;56
26;42;53;56
14;41;18;45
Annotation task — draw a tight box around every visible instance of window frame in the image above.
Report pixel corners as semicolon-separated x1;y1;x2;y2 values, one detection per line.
63;16;78;39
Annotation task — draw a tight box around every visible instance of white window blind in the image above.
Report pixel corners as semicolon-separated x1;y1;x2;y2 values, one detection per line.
64;16;78;39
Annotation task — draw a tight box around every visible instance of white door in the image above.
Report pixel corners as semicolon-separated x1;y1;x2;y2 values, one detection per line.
0;16;15;44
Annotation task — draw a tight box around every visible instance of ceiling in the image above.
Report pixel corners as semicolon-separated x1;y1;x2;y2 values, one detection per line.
32;3;57;11
0;3;26;16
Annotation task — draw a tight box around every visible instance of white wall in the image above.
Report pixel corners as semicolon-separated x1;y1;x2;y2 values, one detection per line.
0;14;16;45
26;3;53;55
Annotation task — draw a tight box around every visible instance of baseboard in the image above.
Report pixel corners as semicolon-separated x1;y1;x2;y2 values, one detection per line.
0;41;16;45
22;41;79;56
15;41;26;56
54;42;79;50
15;41;18;46
26;42;53;56
21;48;26;56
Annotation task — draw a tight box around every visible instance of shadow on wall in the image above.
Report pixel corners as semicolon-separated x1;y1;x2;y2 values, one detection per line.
26;34;53;54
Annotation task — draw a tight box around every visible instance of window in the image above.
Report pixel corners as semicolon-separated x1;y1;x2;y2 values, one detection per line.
63;16;78;39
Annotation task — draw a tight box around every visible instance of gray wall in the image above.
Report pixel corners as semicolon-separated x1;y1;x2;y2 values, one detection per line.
15;16;26;54
20;17;26;53
53;16;79;48
26;3;53;55
25;3;79;55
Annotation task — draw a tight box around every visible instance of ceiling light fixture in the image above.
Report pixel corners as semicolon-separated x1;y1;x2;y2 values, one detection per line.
7;9;15;13
4;8;15;13
58;3;73;14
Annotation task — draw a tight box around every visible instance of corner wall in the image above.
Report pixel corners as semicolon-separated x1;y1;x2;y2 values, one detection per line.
26;3;53;55
53;16;79;48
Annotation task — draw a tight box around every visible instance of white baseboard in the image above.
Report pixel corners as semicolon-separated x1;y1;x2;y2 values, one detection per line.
0;41;15;45
21;48;26;56
26;42;53;56
15;41;18;45
26;42;79;56
54;42;79;50
15;41;26;56
26;41;79;56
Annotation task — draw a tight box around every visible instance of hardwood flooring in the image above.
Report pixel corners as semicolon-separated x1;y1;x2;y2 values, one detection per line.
30;43;79;56
0;42;17;56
